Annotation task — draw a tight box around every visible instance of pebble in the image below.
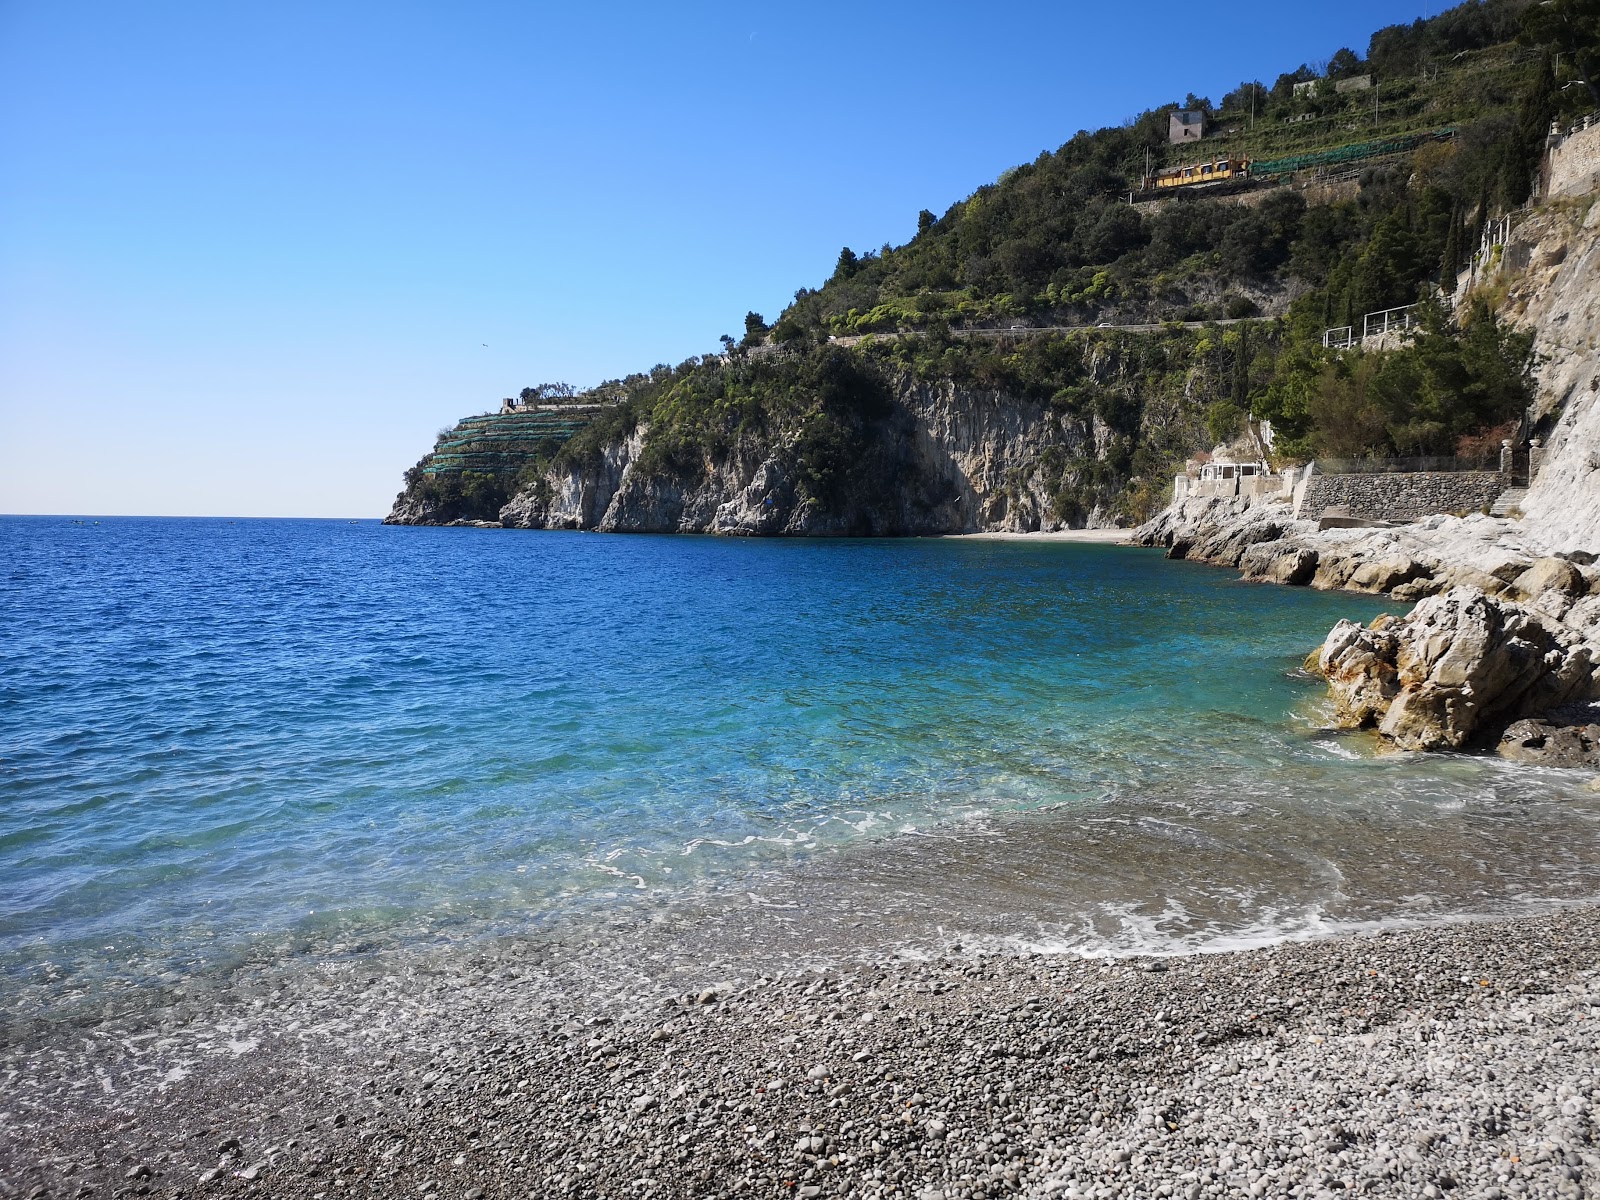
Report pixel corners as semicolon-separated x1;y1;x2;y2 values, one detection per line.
5;909;1600;1200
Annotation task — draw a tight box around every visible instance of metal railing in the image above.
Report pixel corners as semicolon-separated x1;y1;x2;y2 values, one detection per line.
1362;305;1417;339
1322;326;1355;349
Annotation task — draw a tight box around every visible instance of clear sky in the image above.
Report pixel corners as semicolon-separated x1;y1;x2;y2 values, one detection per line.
0;0;1437;518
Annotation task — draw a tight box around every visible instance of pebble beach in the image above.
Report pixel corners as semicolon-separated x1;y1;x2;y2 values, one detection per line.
4;906;1598;1200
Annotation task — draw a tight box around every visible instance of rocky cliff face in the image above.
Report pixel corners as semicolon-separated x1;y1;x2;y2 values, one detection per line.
496;378;1123;536
1501;196;1600;554
1132;192;1600;756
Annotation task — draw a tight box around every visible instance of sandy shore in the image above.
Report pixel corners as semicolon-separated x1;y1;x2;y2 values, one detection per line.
4;908;1598;1199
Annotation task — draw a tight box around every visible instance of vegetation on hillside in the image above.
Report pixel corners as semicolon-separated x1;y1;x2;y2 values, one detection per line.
400;0;1594;526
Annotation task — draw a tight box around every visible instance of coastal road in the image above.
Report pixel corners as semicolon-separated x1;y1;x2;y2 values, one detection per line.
826;318;1249;347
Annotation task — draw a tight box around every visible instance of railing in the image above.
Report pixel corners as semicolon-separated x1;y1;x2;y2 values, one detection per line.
1313;455;1499;474
1362;305;1417;339
1552;111;1600;139
1322;326;1355;349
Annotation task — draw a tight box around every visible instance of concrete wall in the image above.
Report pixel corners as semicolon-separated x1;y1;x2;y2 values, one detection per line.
1546;118;1600;201
1297;471;1505;522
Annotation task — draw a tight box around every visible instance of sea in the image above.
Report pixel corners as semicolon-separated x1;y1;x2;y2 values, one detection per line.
4;517;1600;1026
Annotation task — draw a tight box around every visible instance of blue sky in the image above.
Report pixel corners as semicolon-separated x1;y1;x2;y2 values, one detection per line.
0;1;1438;517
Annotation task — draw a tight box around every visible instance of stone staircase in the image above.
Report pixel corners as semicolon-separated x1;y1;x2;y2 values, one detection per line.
1490;486;1528;518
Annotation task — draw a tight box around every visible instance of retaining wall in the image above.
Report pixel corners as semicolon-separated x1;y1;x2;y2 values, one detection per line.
1297;471;1505;522
1546;118;1600;200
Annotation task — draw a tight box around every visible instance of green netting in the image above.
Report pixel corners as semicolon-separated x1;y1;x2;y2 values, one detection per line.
1252;129;1454;177
419;408;602;477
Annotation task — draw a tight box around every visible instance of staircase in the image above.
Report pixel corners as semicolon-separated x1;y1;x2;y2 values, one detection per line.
1490;487;1528;518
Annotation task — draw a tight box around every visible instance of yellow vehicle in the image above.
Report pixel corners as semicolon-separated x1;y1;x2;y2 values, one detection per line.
1144;157;1252;191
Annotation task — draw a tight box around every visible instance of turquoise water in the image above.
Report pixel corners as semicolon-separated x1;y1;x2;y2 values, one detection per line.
4;518;1600;1018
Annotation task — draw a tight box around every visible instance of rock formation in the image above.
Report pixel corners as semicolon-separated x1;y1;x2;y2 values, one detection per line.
497;379;1127;536
1315;588;1600;751
1128;196;1600;756
1497;713;1600;767
1500;198;1600;555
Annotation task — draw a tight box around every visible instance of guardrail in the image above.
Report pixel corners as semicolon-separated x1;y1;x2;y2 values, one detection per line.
1363;304;1417;339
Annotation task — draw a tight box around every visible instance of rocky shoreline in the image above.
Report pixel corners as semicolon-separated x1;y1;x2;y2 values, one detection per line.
1133;496;1600;760
3;907;1598;1200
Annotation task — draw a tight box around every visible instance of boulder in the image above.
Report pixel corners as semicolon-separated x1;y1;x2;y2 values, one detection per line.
1510;556;1587;602
1316;586;1600;750
1496;718;1600;767
1240;542;1318;586
1347;556;1431;594
1318;617;1401;728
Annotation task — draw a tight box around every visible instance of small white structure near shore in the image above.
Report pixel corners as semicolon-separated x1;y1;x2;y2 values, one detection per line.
1174;454;1307;503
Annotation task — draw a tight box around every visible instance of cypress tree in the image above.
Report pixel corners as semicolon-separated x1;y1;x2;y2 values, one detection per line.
1440;197;1464;287
1233;324;1251;410
1470;183;1491;268
1506;52;1558;206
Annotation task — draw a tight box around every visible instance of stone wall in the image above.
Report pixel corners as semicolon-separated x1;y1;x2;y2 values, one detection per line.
1174;471;1296;502
1545;117;1600;201
1298;471;1505;522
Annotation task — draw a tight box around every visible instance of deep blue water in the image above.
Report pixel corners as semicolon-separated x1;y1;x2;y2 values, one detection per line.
4;517;1600;1016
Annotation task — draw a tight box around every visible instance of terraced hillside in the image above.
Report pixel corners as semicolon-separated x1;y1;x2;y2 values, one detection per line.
1163;42;1541;177
419;407;608;477
387;404;615;525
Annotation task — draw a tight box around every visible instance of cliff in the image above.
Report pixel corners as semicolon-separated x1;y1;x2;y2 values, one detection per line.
385;406;609;527
498;374;1123;536
1501;194;1600;553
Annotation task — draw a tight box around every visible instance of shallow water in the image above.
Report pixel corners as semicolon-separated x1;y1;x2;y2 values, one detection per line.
3;517;1598;1020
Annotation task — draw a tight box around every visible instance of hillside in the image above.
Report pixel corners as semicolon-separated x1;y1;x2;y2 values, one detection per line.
388;0;1600;532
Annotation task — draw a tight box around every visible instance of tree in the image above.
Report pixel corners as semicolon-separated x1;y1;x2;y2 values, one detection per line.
917;209;937;237
719;334;735;355
834;247;860;280
1328;47;1364;78
744;311;769;337
1440;196;1465;285
1520;0;1600;106
1271;65;1318;104
1503;52;1560;205
1221;81;1268;116
1083;204;1147;264
520;383;576;405
1232;324;1251;411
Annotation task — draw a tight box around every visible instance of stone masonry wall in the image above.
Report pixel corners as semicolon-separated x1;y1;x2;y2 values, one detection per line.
1299;470;1505;522
1546;118;1600;201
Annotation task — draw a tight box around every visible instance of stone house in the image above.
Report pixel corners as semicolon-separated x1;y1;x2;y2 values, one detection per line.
1169;110;1206;144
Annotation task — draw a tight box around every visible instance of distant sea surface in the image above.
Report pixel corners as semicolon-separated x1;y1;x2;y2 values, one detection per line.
4;517;1600;1021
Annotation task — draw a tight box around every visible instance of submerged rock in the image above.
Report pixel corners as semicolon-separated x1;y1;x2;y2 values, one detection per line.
1316;587;1600;750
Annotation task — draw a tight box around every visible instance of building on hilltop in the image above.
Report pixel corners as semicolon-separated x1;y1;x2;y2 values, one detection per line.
1168;110;1206;144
